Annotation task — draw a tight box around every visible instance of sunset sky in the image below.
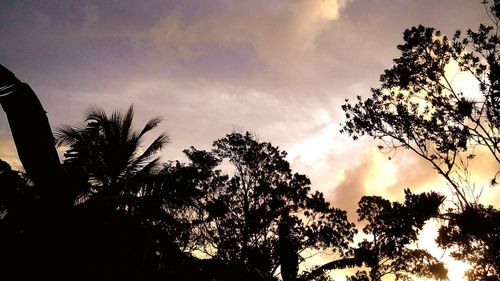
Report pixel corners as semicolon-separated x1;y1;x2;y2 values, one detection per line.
1;1;499;279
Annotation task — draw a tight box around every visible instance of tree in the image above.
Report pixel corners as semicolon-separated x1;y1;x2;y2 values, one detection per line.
436;204;500;280
54;106;185;279
0;160;39;278
341;22;499;207
341;0;499;279
349;190;447;281
0;64;84;278
162;132;357;280
303;190;448;281
0;64;68;205
0;159;32;220
55;105;169;196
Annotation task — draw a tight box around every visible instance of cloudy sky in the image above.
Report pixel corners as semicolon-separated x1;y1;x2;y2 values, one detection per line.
1;1;498;278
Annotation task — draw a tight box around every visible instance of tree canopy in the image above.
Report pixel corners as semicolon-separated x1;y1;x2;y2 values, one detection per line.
55;105;169;196
350;190;447;281
158;132;357;281
341;0;500;279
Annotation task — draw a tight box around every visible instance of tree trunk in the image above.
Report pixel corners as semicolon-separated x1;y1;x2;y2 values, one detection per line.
0;64;67;204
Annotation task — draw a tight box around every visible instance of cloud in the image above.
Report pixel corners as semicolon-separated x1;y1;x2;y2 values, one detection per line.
64;0;352;86
330;148;442;222
330;140;499;224
62;78;343;160
143;0;350;67
459;146;500;206
0;0;357;120
379;146;499;206
329;148;375;221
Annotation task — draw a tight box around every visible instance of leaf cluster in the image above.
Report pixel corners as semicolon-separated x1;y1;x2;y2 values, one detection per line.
352;190;447;280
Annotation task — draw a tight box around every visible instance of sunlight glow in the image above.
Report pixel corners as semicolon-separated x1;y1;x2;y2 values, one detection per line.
443;60;481;99
363;149;397;197
319;0;343;20
289;125;336;166
287;110;337;167
413;222;471;281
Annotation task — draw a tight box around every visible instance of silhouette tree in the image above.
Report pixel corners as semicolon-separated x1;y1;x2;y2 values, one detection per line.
437;204;500;280
0;64;276;280
0;159;36;278
162;132;357;281
348;190;447;281
0;160;31;218
0;65;80;279
302;191;447;281
341;22;499;207
341;1;499;279
0;64;68;205
53;106;192;279
55;105;169;196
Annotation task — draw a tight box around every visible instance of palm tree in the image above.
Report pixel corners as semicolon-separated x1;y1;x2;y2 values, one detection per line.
54;105;171;278
55;105;169;196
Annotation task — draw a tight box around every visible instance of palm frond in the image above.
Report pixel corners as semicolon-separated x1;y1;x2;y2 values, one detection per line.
136;156;161;177
54;124;87;147
121;105;135;142
138;116;163;138
126;157;162;193
110;109;121;124
131;132;169;169
301;257;365;281
85;106;108;123
58;105;168;195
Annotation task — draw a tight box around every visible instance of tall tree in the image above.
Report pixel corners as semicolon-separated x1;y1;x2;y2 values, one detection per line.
0;64;67;204
0;64;81;279
341;1;500;279
162;132;357;280
341;4;499;207
54;106;178;279
302;191;448;281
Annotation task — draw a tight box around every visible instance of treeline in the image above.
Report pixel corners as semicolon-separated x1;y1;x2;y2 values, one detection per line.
0;124;448;280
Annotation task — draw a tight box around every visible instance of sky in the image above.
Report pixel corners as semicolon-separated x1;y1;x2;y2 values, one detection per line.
1;1;499;279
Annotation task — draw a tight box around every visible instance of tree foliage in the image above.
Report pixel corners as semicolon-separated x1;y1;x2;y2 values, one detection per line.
160;132;357;280
341;5;499;207
55;105;169;196
52;106;191;279
350;190;447;281
341;1;500;279
437;204;500;280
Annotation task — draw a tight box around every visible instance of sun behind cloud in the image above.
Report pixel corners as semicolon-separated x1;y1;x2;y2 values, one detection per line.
318;0;350;20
